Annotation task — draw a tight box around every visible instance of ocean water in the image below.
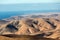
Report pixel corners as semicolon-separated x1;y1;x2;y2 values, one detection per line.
0;3;60;19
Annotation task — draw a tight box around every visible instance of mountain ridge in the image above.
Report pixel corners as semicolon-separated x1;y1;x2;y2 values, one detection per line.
0;13;60;40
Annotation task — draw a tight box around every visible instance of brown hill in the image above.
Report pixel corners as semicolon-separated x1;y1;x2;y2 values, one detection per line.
0;14;60;40
0;35;58;40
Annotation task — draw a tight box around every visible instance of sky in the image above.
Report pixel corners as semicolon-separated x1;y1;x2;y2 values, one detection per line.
0;0;60;12
0;0;60;4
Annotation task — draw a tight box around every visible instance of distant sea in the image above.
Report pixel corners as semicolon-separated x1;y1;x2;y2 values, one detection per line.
0;3;60;19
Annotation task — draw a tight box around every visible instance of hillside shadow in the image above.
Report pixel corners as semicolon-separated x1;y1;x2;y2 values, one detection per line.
1;34;58;40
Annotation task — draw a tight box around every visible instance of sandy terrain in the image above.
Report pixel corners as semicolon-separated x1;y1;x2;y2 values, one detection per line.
0;13;60;40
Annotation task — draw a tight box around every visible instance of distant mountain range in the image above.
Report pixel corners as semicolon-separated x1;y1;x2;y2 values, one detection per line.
3;12;60;21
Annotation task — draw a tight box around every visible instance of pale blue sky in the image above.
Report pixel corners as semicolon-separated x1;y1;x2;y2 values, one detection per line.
0;0;60;4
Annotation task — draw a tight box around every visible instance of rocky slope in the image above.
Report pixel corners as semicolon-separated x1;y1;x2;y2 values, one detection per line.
0;13;60;40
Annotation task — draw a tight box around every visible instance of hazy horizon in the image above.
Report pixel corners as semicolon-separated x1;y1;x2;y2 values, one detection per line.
0;0;60;19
